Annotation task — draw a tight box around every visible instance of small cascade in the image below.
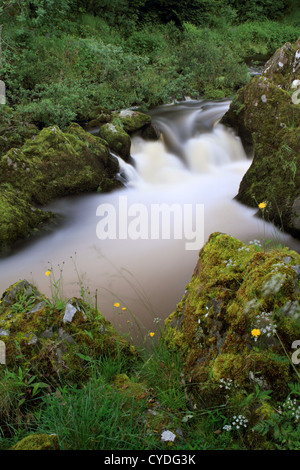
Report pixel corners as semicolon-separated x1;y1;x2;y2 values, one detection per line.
0;100;298;335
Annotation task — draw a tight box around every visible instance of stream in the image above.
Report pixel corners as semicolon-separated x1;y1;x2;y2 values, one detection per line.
1;100;299;340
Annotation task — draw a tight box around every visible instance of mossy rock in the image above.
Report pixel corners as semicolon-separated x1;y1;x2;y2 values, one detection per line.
0;280;139;386
10;433;59;450
113;373;149;400
0;186;53;253
221;39;300;238
0;123;122;251
0;106;39;157
164;233;300;409
99;123;131;162
112;109;151;134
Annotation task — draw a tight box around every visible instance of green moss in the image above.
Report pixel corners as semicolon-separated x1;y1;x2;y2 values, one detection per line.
113;373;148;400
0;186;53;252
112;109;151;134
99;123;131;161
0;123;122;251
0;106;38;157
10;433;59;450
164;233;300;409
0;281;139;386
222;39;300;238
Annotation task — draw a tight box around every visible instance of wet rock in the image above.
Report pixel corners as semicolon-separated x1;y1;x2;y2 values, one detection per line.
140;123;160;141
112;109;152;134
99;123;131;161
221;39;300;238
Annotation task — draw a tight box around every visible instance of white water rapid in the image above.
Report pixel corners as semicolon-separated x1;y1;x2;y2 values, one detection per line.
1;100;299;340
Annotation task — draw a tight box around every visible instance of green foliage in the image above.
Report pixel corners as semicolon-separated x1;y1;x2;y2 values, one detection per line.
230;20;300;58
1;1;298;128
35;376;154;450
179;25;249;95
227;0;290;22
253;393;300;450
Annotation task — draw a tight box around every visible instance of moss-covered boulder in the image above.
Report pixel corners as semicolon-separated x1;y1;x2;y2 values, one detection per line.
0;106;38;157
99;123;131;161
0;123;122;251
164;233;300;410
112;109;152;134
0;187;53;253
10;434;59;450
0;123;121;204
0;280;138;385
221;39;300;238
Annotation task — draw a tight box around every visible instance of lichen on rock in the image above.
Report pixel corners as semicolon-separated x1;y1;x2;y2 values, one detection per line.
164;233;300;410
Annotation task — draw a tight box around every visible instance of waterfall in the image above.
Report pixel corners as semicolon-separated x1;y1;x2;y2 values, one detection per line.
0;100;299;337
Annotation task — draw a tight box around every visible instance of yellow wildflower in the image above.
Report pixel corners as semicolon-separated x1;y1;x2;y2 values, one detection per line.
149;332;155;337
251;328;261;340
122;307;127;311
113;302;120;307
45;270;51;277
258;202;267;209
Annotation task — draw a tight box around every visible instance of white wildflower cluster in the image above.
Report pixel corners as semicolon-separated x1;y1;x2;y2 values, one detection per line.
223;258;237;268
237;246;250;253
223;415;248;431
153;317;162;324
281;397;300;420
255;311;277;337
249;239;262;247
223;425;232;431
262;273;286;297
271;262;289;273
218;378;238;391
161;430;176;442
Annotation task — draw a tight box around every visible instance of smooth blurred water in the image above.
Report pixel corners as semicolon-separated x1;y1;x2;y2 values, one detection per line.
0;100;299;340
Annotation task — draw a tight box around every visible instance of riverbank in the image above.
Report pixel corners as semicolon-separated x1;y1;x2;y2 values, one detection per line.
1;232;299;450
1;4;300;130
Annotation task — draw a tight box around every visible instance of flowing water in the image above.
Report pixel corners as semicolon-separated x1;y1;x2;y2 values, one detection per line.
1;100;299;340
